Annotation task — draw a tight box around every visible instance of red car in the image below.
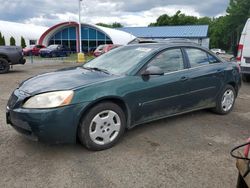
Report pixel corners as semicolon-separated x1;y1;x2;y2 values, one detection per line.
23;45;46;56
93;44;120;57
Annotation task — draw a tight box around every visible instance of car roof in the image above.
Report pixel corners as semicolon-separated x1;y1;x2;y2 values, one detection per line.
127;41;202;50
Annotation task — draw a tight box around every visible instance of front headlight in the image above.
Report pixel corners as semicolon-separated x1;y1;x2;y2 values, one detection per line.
23;90;74;109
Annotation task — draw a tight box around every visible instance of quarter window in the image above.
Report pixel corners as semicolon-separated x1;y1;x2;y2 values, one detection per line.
148;49;184;73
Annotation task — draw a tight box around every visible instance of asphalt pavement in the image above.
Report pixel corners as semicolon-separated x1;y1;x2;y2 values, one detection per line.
0;61;250;188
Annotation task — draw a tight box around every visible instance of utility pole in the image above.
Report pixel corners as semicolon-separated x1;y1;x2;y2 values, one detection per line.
77;0;85;63
78;0;82;53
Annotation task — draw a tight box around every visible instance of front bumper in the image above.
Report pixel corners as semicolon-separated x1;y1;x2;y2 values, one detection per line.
19;58;26;64
241;66;250;74
6;102;89;144
40;52;51;57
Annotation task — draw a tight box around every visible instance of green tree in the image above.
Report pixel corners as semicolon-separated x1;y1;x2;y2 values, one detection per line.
111;22;123;28
2;36;5;46
21;36;26;48
149;14;171;26
96;22;123;28
10;36;16;46
0;32;3;45
226;0;250;52
209;17;228;49
149;10;210;26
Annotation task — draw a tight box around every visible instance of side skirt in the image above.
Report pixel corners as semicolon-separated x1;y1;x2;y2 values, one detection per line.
127;105;215;129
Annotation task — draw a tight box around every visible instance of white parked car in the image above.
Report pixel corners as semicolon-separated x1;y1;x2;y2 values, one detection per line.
237;18;250;82
211;48;226;55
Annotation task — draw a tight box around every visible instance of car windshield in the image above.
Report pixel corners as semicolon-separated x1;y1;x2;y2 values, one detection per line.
84;45;154;75
25;45;35;49
47;45;58;49
96;45;105;51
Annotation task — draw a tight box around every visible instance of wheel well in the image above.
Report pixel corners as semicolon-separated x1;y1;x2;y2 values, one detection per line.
77;98;130;139
228;82;238;96
0;54;9;62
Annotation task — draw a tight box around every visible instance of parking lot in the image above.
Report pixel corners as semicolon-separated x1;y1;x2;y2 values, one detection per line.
0;61;250;188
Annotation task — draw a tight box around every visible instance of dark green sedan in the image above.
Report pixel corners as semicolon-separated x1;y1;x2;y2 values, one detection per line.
6;42;241;150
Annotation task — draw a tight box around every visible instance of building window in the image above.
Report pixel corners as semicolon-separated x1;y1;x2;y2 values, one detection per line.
48;25;112;53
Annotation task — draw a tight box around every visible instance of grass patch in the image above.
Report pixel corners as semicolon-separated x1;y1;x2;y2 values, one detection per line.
25;53;95;64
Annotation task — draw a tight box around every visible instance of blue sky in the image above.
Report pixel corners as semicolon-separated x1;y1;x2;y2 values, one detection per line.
0;0;229;27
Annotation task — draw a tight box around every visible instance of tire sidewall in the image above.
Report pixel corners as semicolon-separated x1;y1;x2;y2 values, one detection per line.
78;102;126;151
0;58;10;74
216;85;236;115
242;74;250;82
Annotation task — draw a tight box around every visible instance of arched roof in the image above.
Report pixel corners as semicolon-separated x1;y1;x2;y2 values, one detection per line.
38;21;135;47
0;20;48;45
93;24;136;45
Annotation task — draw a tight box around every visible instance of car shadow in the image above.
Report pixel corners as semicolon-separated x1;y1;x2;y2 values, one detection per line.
5;69;27;74
124;109;210;137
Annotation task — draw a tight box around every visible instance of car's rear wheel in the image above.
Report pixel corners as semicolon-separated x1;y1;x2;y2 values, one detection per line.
242;74;250;82
78;102;126;151
0;58;10;74
213;85;236;115
51;53;56;58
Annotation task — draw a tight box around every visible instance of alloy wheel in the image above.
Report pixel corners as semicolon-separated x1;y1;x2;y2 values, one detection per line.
89;110;121;145
221;89;235;112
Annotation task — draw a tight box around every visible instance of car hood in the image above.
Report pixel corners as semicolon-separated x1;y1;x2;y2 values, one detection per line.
40;48;53;52
18;67;117;95
23;48;32;52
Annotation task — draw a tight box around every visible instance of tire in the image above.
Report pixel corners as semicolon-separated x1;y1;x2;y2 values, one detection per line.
78;102;126;151
237;173;248;188
242;74;250;82
212;85;236;115
52;53;57;58
0;58;10;74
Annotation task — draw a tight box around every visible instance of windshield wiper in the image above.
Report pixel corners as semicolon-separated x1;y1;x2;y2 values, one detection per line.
84;67;110;74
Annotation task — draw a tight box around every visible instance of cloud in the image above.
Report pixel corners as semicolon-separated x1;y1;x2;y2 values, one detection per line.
0;0;229;27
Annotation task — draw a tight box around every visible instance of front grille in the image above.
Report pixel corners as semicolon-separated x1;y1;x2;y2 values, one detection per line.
240;66;250;73
244;57;250;64
7;92;18;109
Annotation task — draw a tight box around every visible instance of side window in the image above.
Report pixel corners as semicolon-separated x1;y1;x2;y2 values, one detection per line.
186;48;221;67
208;54;220;64
185;48;209;67
148;49;184;73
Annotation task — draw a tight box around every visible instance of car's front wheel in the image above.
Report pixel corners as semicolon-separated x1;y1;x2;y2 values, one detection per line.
0;58;10;74
78;102;126;151
213;85;236;115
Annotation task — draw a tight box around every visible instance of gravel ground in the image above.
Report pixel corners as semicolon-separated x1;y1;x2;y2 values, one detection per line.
0;61;250;188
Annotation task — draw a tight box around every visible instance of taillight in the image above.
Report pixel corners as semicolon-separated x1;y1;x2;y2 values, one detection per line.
237;44;243;62
244;138;250;157
237;63;241;72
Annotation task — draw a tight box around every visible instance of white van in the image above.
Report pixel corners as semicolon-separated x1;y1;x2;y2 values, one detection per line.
237;18;250;82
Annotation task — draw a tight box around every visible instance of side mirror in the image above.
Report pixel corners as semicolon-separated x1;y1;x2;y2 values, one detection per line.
141;66;164;76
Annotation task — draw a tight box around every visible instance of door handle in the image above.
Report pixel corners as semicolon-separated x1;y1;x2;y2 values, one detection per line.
180;76;189;81
217;69;223;73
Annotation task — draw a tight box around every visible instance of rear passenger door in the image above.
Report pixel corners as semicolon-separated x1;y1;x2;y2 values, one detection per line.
184;48;224;109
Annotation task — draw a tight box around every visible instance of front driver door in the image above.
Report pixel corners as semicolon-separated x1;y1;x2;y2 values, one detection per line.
132;48;191;124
